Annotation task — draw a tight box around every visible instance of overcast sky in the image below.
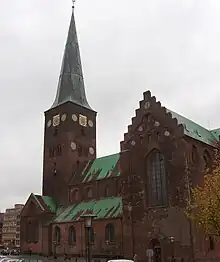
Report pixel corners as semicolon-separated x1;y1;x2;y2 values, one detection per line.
0;0;220;211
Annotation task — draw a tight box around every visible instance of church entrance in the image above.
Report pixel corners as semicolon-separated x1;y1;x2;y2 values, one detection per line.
149;239;162;262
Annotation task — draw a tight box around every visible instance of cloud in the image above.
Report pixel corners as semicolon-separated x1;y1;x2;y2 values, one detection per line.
0;0;220;210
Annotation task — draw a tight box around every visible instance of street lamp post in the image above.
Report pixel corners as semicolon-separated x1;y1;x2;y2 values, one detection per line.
169;237;175;262
81;214;97;262
53;240;57;259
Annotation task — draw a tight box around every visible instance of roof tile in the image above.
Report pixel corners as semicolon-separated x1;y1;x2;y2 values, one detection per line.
53;197;122;223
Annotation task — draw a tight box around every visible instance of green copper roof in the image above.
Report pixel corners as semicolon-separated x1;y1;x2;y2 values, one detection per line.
211;128;220;140
41;196;57;213
82;153;120;183
51;7;92;110
167;109;217;146
53;197;122;223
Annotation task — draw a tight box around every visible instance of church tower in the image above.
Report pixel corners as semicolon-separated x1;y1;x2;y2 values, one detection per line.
42;5;96;205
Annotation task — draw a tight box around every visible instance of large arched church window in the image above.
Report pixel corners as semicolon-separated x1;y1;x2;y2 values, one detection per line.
147;149;167;206
54;226;61;244
68;226;76;245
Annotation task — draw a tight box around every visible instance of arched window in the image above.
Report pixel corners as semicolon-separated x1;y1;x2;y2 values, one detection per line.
192;145;198;164
68;226;76;245
70;189;79;202
147;149;167;206
54;226;61;244
105;223;115;243
204;150;212;171
104;186;109;197
87;187;92;198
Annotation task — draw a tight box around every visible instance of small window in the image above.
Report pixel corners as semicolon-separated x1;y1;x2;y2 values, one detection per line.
104;186;109;197
209;236;214;250
54;226;61;244
156;132;160;142
204;150;212;171
71;189;79;202
53;128;58;136
81;128;85;136
87;187;92;198
57;145;62;156
68;226;76;246
78;145;82;157
192;145;198;164
105;223;115;243
147;134;151;143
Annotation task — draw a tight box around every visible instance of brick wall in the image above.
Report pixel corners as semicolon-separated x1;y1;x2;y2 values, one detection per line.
51;218;123;257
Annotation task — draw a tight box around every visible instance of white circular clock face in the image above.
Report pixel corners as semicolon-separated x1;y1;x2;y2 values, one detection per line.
88;120;93;127
61;114;67;121
70;142;77;151
89;147;95;155
72;114;78;122
47;120;52;127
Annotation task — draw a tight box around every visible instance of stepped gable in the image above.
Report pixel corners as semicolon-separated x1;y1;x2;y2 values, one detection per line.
120;90;184;151
121;90;218;151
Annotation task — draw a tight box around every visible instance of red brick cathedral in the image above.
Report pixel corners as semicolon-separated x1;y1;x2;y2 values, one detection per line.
20;4;220;262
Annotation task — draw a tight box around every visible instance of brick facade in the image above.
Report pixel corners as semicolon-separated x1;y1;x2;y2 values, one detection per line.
20;5;220;262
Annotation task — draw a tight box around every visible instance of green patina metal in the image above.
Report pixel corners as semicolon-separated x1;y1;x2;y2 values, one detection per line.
53;197;122;223
51;7;92;110
82;153;120;183
211;128;220;141
167;109;217;146
41;196;57;213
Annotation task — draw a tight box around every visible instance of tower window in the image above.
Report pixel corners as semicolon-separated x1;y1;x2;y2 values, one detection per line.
81;127;85;136
57;145;62;156
53;128;58;136
78;145;82;157
49;148;55;158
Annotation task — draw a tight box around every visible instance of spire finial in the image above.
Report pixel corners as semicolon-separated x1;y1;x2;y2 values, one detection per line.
72;0;75;8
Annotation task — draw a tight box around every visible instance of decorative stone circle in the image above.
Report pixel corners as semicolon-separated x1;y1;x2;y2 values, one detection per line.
72;114;78;122
70;142;77;150
144;101;150;109
61;114;67;122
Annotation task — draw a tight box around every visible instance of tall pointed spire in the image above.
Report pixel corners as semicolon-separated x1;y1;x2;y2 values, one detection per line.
51;4;92;110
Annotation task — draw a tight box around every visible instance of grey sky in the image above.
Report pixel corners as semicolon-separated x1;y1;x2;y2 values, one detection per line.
0;0;220;211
